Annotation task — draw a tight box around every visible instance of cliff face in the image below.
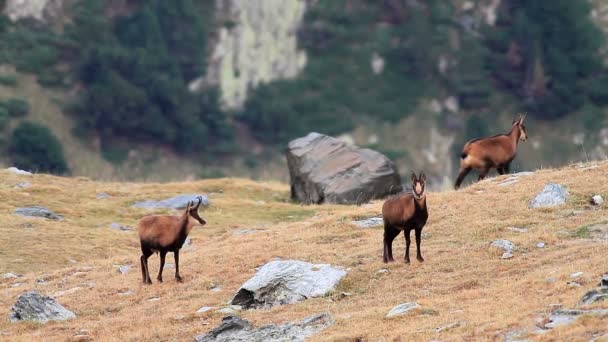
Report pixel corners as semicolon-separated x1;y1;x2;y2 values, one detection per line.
3;0;65;23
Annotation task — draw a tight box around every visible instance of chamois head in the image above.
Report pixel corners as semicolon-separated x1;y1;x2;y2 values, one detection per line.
512;114;528;142
410;171;427;200
186;196;206;226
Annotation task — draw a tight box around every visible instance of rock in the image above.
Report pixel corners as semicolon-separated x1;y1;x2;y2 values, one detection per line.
109;223;133;232
2;273;21;279
197;306;215;314
231;260;348;309
377;269;389;275
3;0;64;23
600;274;608;288
194;313;333;342
217;306;242;315
10;283;23;288
570;272;584;278
529;183;568;208
14;206;64;221
132;194;209;210
211;286;222;293
118;265;132;274
591;195;604;206
547;277;557;283
6;167;32;176
15;182;31;189
435;321;465;333
352;217;383;228
490;239;515;259
579;288;608;305
507;227;529;233
148;297;160;302
233;229;260;236
117;290;134;297
285;133;401;205
544;309;608;329
386;302;420;318
96;193;111;199
536;242;545;248
501;252;514;259
9;291;75;323
567;281;582;288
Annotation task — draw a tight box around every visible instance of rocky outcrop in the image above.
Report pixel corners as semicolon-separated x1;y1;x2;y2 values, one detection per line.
14;206;64;221
195;313;333;342
386;303;420;318
9;291;75;323
3;0;65;23
231;260;347;309
132;194;209;210
529;183;569;208
286;133;402;205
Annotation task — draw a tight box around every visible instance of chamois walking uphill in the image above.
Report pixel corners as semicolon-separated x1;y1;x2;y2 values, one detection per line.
382;172;428;264
454;114;528;189
137;196;206;284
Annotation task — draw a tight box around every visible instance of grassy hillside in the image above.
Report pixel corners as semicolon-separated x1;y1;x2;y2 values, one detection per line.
0;163;607;341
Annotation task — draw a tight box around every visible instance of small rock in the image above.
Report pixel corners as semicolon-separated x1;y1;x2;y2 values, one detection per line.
196;306;214;313
7;167;32;176
545;309;608;329
2;273;21;279
567;281;582;288
386;302;420;318
435;321;465;333
9;291;75;323
502;252;514;259
210;286;222;293
570;272;584;278
508;227;529;233
377;269;389;274
529;183;569;208
579;288;608;305
36;279;48;285
591;195;604;206
14;182;31;189
132;194;209;210
547;277;557;283
109;223;133;232
352;217;383;228
118;265;132;274
600;274;608;288
491;239;515;259
96;193;111;199
118;290;134;297
14;206;64;221
234;229;260;236
148;297;160;302
217;305;242;315
10;283;23;288
536;242;545;248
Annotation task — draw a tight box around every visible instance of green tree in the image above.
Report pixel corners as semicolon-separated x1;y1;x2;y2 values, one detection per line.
9;122;69;174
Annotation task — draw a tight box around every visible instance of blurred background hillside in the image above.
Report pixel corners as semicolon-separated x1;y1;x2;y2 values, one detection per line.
1;0;607;188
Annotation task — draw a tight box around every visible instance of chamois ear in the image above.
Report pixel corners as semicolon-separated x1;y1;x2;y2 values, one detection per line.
419;171;426;183
411;172;418;183
519;113;527;124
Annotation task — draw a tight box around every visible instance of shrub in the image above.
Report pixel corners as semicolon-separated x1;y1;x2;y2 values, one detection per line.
0;74;17;86
1;98;30;117
9;122;69;174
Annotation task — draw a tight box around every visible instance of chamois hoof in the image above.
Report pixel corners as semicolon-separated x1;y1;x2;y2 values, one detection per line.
175;276;184;283
417;256;425;262
404;259;410;264
157;277;163;283
144;279;152;285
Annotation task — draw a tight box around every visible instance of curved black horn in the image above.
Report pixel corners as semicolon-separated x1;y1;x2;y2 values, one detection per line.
195;196;202;209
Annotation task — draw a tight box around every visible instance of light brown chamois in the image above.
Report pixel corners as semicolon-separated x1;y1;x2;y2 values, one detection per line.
454;114;528;189
382;172;428;264
138;196;206;284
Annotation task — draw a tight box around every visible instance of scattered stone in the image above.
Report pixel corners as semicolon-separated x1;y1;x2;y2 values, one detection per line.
285;132;402;205
547;277;557;283
36;279;48;285
211;286;222;293
498;178;519;187
14;182;31;189
502;252;514;259
435;321;465;333
234;229;260;236
10;283;23;288
600;274;608;288
96;193;111;199
2;273;21;279
132;194;209;210
231;260;348;309
377;269;389;275
386;302;420;318
536;242;545;248
580;288;608;305
20;223;34;229
490;239;515;259
197;306;215;314
591;195;604;206
109;223;133;232
529;183;569;208
148;297;160;302
194;313;333;342
118;265;132;274
117;290;134;297
352;217;383;228
7;167;32;176
544;309;608;329
217;306;242;315
570;272;584;278
14;206;64;221
567;281;582;288
9;291;75;323
508;227;529;233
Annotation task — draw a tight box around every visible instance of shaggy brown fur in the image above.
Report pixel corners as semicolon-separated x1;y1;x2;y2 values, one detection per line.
382;172;428;263
138;196;206;284
454;114;528;189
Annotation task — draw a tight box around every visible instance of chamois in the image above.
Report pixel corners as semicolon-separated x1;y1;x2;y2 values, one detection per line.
138;196;206;284
454;114;528;189
382;172;428;264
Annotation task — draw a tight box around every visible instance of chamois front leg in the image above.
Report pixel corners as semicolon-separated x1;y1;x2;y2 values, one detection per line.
415;228;424;262
140;246;153;284
174;249;183;283
404;228;412;264
157;250;167;283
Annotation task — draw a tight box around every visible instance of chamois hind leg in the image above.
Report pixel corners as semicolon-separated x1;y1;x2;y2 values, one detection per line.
454;167;471;189
478;167;490;181
157;250;167;283
404;228;412;263
415;228;424;262
497;166;505;175
504;162;511;174
140;246;153;284
383;223;400;263
174;249;183;283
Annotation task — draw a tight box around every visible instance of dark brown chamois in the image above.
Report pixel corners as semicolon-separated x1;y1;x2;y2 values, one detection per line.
138;196;206;284
454;114;528;189
382;172;428;264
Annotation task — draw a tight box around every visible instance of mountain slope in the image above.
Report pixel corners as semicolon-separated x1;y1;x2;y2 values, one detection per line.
0;163;607;341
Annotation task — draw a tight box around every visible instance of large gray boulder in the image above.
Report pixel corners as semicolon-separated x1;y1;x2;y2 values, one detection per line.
14;206;64;221
132;194;209;210
9;291;75;323
194;313;333;342
544;309;608;329
286;133;402;204
231;260;348;309
529;183;568;208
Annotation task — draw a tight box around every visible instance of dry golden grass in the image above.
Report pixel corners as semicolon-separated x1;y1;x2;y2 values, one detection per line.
0;162;607;341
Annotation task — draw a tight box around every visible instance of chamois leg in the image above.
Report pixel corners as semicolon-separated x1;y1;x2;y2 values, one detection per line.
497;166;505;175
504;162;511;174
478;167;490;181
454;167;471;189
140;247;153;284
415;228;424;262
174;249;183;283
404;228;412;264
157;250;167;283
383;224;400;263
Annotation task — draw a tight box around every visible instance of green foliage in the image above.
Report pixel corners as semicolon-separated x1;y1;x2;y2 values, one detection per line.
0;106;9;130
0;74;17;86
0;98;30;117
9;122;69;174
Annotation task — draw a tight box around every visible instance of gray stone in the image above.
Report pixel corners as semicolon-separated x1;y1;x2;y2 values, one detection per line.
600;274;608;288
568;281;582;288
9;291;75;323
529;183;568;208
10;283;23;288
109;223;133;232
286;133;402;205
14;206;63;221
544;309;608;329
352;217;383;228
536;242;545;248
117;290;134;297
194;313;333;342
491;239;515;252
234;229;260;236
15;182;31;189
96;193;111;199
211;287;222;293
197;307;215;314
118;265;132;274
148;297;160;302
591;195;604;206
132;194;209;210
579;288;608;305
217;306;241;315
386;302;420;318
231;260;348;309
502;252;514;259
435;321;465;333
2;273;21;279
570;272;584;278
6;167;32;176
